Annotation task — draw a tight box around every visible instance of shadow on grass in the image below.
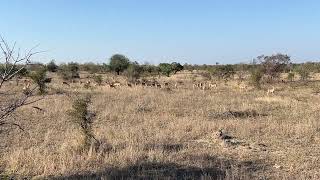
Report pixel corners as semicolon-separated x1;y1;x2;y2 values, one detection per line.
48;154;267;180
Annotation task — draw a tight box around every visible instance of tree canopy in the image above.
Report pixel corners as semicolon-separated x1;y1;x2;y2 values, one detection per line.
109;54;130;75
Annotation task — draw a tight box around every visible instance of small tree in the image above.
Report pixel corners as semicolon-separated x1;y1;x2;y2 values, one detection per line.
171;62;183;74
29;68;48;94
183;63;194;72
142;64;160;77
67;95;98;149
68;62;80;78
296;64;311;81
125;61;143;82
47;60;58;72
81;63;103;74
58;62;80;81
109;54;130;75
250;68;263;89
159;63;173;77
258;53;291;81
213;65;235;81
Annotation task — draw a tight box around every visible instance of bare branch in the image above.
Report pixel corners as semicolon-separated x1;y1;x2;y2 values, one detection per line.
0;36;44;131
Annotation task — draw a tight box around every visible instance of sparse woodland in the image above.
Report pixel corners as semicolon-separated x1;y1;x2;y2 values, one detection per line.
1;39;320;179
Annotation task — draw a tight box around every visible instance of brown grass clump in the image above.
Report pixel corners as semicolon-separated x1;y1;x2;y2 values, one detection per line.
0;73;320;179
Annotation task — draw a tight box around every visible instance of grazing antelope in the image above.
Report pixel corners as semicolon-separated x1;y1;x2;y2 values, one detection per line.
267;86;275;95
198;82;203;89
174;83;178;89
108;83;116;88
192;83;198;89
134;80;141;86
201;83;207;90
127;83;132;88
208;82;217;89
23;81;31;91
156;83;162;88
113;82;121;87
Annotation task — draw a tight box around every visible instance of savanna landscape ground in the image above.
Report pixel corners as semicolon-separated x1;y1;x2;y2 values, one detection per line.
1;71;320;179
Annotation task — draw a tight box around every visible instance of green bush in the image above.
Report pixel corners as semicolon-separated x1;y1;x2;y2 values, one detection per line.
29;68;48;94
159;63;173;77
296;64;311;81
46;60;58;72
171;62;183;74
212;65;235;81
81;63;104;74
58;62;80;81
250;68;263;89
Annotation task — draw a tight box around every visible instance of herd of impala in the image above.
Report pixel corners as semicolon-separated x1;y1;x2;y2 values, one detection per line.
19;76;276;95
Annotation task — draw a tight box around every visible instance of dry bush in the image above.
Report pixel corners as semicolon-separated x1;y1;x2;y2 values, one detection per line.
67;94;98;149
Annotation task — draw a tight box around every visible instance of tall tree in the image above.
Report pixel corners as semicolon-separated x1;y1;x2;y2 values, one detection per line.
109;54;130;75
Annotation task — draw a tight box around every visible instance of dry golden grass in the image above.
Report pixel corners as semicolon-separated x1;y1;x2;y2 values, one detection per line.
0;73;320;179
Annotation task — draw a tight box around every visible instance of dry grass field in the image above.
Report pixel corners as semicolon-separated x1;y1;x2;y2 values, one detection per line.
1;72;320;179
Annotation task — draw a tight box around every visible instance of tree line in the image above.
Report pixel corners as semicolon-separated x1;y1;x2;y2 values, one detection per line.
2;53;319;87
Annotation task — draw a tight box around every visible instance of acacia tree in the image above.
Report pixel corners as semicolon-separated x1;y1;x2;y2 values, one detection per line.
0;36;42;130
258;53;291;81
109;54;130;75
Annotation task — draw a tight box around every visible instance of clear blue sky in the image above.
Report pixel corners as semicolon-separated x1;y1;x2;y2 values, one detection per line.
1;0;320;64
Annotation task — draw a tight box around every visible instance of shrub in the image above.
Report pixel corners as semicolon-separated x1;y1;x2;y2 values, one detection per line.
81;63;103;74
29;68;48;94
183;63;195;72
199;71;212;80
58;62;80;81
159;63;173;77
125;62;143;82
296;64;311;81
142;64;160;76
171;62;183;74
250;68;263;89
213;65;235;81
93;74;103;85
46;60;58;72
67;95;97;148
